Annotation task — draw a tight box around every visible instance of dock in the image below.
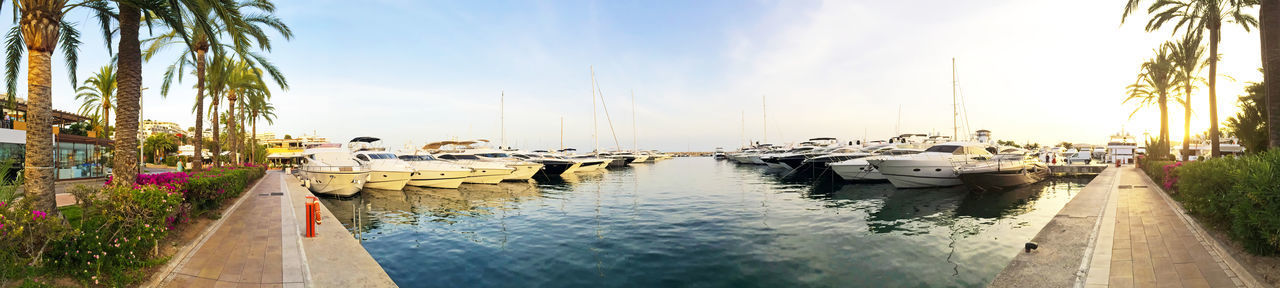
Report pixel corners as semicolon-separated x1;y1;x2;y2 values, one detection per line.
989;166;1261;288
149;171;396;287
1049;164;1109;176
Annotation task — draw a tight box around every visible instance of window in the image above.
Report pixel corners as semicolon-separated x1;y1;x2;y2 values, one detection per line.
370;153;397;159
924;145;960;153
356;154;370;161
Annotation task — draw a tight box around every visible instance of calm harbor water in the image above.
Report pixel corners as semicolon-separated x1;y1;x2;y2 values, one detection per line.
319;157;1091;287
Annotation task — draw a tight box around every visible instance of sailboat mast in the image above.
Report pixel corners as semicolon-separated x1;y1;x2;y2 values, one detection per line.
632;90;637;152
500;90;505;148
560;116;564;150
762;95;767;144
741;110;746;147
591;66;598;153
952;58;958;141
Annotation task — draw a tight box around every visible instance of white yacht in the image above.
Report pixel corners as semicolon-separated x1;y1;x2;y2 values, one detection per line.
299;145;369;197
349;137;414;191
465;148;546;181
421;141;514;184
866;142;995;188
396;154;471;189
830;146;925;182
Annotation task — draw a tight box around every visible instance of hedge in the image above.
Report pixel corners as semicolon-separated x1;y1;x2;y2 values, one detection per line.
1152;150;1280;254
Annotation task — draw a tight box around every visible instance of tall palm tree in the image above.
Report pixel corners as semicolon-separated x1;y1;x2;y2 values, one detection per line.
75;64;116;137
1263;0;1280;148
1126;46;1180;159
1168;33;1206;160
144;0;290;169
246;94;274;163
1;0;86;212
1123;0;1258;157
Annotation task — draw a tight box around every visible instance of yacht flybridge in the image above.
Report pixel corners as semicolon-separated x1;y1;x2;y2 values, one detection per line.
350;137;414;191
299;145;368;197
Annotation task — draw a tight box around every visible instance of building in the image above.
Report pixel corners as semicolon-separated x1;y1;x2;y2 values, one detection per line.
140;120;184;138
0;96;113;180
255;132;276;143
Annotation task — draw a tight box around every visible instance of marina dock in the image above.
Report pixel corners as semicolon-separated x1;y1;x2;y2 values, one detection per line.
149;171;395;287
990;166;1261;288
1049;164;1110;176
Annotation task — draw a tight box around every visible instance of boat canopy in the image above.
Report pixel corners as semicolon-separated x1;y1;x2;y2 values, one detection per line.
421;141;460;150
809;137;837;141
349;137;381;143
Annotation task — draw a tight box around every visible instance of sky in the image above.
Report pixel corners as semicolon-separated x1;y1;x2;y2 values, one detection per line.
17;0;1267;152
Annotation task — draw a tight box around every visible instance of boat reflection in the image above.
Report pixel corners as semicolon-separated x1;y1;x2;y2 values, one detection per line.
320;182;544;234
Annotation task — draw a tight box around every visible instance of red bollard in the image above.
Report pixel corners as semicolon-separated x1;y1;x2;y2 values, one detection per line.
304;196;320;238
1115;159;1121;167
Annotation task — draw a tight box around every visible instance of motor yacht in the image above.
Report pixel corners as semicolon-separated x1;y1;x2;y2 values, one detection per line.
596;151;637;167
299;145;368;197
396;153;472;189
512;151;582;176
867;142;995;188
830;147;925;182
464;148;546;181
559;148;609;172
956;149;1049;193
713;147;726;160
421;140;514;184
349;137;414;191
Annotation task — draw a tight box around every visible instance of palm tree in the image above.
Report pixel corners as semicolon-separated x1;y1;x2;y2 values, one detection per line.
143;0;290;170
1168;33;1206;160
246;94;274;163
1123;0;1258;157
1263;0;1280;148
75;64;116;137
1126;46;1180;160
1;0;87;212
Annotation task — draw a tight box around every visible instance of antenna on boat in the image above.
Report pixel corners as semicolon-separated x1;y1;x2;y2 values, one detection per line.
895;104;902;135
741;110;746;148
560;116;564;150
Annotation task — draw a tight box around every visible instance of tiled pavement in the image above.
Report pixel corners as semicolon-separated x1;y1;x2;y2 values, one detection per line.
1085;167;1252;288
159;172;307;287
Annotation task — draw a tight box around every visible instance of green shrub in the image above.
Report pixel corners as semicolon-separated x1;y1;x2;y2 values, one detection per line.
185;165;264;210
1138;156;1175;185
49;184;182;285
1171;150;1280;254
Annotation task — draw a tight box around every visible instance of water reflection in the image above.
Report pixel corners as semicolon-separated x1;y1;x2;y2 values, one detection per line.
319;158;1092;288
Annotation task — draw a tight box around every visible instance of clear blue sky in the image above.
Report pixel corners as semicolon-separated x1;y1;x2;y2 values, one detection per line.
28;0;1265;151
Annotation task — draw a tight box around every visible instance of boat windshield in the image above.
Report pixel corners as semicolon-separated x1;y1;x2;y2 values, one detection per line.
439;154;481;160
368;153;398;159
398;155;437;161
475;153;511;158
924;145;961;153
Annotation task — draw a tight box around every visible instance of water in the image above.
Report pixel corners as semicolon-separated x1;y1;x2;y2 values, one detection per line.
319;158;1091;287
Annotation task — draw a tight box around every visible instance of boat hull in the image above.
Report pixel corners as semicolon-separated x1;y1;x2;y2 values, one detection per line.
831;162;887;181
365;170;413;190
537;162;579;176
504;164;544;181
407;169;470;189
302;171;367;197
465;168;513;184
873;159;962;188
958;169;1050;193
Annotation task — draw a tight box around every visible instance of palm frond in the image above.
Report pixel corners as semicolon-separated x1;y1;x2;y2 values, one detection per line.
4;25;23;108
60;20;82;87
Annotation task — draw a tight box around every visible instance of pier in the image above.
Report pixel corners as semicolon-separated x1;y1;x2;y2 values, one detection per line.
1049;164;1109;176
990;166;1261;288
149;171;395;287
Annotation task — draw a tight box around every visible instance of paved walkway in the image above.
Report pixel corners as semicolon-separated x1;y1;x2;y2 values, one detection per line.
1084;167;1257;288
152;171;395;287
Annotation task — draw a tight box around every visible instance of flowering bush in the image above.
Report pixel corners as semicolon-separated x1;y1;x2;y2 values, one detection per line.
49;184;182;284
1161;162;1182;191
185;165;265;210
0;198;70;268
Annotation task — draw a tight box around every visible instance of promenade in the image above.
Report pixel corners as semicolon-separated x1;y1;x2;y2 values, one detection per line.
992;166;1261;288
149;171;395;287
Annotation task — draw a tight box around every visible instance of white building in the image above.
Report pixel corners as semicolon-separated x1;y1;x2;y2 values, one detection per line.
140;120;184;137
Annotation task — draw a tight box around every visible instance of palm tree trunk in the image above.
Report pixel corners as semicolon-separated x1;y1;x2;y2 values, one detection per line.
1159;92;1170;159
1264;0;1280;149
20;2;63;213
192;49;207;171
226;91;236;164
1183;84;1193;161
1209;27;1222;157
211;94;221;168
24;50;56;213
251;111;258;163
113;4;142;184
